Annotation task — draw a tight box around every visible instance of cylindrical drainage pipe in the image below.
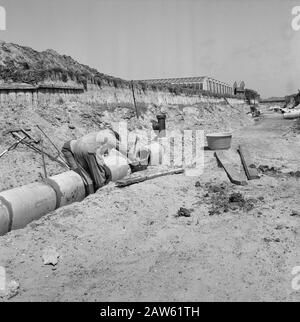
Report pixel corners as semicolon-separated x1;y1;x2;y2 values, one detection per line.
0;150;132;236
45;171;86;208
0;151;132;236
0;171;86;236
0;182;57;235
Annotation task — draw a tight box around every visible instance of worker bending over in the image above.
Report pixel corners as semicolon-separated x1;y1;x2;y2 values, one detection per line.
62;128;136;195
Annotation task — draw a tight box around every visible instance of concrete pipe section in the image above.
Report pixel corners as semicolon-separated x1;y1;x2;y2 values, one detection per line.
45;171;86;208
0;181;57;236
0;171;86;236
0;149;131;236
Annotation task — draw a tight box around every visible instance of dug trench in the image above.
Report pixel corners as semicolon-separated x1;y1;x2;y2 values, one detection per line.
0;103;300;301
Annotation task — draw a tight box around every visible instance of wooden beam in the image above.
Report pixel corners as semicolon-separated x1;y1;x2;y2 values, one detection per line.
116;168;184;188
214;151;248;186
237;145;260;180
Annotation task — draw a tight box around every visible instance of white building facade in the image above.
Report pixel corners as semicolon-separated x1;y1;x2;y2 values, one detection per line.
140;76;233;95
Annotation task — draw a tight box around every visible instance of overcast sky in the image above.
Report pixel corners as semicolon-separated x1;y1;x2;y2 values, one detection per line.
0;0;299;97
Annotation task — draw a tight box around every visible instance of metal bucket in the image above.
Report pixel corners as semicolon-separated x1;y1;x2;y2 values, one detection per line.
206;132;232;150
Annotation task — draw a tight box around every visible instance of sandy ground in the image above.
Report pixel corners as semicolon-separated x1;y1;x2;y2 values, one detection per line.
0;106;300;302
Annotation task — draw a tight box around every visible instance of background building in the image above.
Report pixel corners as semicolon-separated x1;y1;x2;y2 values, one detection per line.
233;81;245;96
140;76;233;95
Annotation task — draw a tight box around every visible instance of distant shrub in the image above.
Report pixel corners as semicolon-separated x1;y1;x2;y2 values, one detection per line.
94;77;102;88
140;82;148;92
22;62;30;70
61;73;68;83
57;97;64;105
151;84;157;91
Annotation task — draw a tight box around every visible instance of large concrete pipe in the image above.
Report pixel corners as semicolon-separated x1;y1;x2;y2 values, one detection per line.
45;171;86;208
0;151;130;235
0;182;57;235
0;171;86;236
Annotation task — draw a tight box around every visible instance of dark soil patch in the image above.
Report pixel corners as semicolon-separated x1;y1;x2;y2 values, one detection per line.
258;165;300;179
175;207;193;218
288;171;300;178
202;182;259;216
258;165;282;176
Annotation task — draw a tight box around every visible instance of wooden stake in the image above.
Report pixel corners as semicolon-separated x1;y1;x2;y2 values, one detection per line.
131;81;139;119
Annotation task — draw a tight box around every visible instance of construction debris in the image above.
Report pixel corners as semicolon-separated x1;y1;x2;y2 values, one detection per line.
289;171;300;178
175;207;193;218
258;165;282;176
291;210;300;217
263;237;280;243
42;247;60;266
0;280;20;300
202;182;258;216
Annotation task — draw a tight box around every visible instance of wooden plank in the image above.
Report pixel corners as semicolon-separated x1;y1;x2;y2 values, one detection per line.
131;81;139;119
237;145;260;180
214;151;248;186
116;168;184;188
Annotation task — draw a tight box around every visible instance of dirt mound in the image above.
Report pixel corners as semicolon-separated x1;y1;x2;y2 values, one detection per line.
0;41;123;87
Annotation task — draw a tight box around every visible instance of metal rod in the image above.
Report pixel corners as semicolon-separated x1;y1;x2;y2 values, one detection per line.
22;140;69;168
36;125;65;162
0;137;26;159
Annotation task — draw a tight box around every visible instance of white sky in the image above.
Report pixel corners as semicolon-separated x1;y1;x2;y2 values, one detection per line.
0;0;300;97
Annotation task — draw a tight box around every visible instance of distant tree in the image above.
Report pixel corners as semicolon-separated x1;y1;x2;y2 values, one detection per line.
245;88;260;104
